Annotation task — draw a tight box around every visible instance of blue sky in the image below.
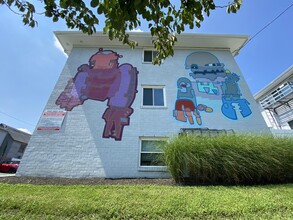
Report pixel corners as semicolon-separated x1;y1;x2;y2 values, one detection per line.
0;1;292;133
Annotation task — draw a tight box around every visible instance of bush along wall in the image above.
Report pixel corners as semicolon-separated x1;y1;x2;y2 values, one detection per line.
163;134;293;185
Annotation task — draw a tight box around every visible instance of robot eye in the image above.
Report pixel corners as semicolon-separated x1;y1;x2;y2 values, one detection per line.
89;61;95;68
109;60;115;66
191;64;198;69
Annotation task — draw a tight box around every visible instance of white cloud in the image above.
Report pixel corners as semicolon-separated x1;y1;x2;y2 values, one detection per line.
18;128;32;134
53;36;68;57
130;28;143;32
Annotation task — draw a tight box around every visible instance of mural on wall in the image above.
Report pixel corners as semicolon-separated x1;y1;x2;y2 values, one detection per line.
56;48;138;141
185;52;227;99
221;70;252;120
174;51;252;125
174;77;213;125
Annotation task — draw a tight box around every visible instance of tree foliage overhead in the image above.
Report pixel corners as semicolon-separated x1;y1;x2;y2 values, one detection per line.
1;0;243;64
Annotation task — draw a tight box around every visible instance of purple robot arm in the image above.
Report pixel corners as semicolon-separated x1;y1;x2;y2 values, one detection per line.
102;64;138;140
55;69;89;111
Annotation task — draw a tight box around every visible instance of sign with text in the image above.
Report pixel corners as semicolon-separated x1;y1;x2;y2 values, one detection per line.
37;110;67;131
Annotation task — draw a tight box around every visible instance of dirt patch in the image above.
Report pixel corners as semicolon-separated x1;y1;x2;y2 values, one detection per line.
0;176;176;186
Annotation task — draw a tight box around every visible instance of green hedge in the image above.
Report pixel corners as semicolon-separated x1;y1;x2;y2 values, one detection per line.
163;134;293;185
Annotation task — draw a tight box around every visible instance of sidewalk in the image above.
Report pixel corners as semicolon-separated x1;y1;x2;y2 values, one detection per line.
0;172;16;177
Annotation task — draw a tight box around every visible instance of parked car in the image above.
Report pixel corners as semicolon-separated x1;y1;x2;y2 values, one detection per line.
0;161;20;173
189;63;225;74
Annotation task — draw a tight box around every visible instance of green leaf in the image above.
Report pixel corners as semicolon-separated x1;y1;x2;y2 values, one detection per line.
7;0;13;6
29;20;35;27
53;16;58;22
4;0;244;65
19;6;25;12
22;17;29;24
90;0;99;8
97;5;104;14
134;0;141;7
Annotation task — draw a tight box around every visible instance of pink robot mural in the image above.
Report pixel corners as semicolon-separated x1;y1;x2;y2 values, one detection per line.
56;48;138;141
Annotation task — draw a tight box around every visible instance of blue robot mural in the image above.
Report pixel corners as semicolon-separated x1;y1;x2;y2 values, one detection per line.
174;51;252;124
221;70;252;120
173;77;213;125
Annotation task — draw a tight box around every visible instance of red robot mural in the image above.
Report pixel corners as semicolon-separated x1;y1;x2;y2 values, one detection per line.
56;48;138;141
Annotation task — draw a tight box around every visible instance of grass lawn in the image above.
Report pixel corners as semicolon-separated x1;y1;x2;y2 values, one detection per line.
0;184;293;219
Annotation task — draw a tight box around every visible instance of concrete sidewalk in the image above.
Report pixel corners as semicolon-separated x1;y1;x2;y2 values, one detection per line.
0;172;16;177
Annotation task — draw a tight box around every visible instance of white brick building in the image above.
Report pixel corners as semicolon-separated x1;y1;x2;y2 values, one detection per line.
17;32;269;178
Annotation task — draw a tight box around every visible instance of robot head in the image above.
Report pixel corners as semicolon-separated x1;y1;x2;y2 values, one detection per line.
177;77;192;92
89;48;122;69
185;52;220;69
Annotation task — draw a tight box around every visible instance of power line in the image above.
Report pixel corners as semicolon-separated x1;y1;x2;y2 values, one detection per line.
0;110;35;128
233;3;293;55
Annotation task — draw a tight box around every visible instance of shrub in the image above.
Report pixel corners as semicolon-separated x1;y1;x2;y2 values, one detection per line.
163;134;293;185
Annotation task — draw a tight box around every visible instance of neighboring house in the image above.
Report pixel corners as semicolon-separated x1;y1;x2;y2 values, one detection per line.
17;31;269;178
0;123;31;162
254;65;293;136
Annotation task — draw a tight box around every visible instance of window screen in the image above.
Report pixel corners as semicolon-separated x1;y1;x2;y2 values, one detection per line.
154;89;164;106
140;140;165;166
142;88;164;107
143;50;158;62
144;50;153;62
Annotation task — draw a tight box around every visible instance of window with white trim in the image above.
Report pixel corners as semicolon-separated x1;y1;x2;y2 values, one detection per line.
142;86;165;107
143;50;158;63
140;139;165;167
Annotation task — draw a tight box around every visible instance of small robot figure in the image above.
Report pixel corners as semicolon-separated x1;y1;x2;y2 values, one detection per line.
173;77;213;125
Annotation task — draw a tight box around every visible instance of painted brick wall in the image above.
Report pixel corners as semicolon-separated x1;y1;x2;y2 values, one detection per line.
17;47;270;178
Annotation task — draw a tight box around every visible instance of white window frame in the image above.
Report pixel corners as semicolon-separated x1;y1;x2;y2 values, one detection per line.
141;85;167;108
138;137;167;172
142;49;158;64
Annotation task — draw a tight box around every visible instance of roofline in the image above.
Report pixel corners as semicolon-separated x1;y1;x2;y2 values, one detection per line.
54;31;249;57
0;123;31;143
0;123;31;135
254;65;293;100
54;30;249;39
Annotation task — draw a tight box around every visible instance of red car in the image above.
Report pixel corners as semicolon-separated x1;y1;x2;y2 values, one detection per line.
0;161;20;173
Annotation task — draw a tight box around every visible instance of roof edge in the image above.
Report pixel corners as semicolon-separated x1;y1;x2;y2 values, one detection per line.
54;31;249;57
254;65;293;100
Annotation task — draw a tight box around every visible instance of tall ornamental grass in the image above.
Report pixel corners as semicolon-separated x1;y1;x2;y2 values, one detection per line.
163;134;293;185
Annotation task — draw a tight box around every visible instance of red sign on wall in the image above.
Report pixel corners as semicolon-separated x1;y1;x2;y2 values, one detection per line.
37;110;67;131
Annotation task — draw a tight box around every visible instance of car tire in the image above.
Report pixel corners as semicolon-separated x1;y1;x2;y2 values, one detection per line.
8;168;16;173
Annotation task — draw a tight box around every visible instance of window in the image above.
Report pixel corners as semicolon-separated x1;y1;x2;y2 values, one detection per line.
142;87;165;107
288;120;293;130
18;144;26;154
140;139;166;167
143;50;158;63
271;88;284;100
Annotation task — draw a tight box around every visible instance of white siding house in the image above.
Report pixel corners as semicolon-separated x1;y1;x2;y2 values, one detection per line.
0;123;31;162
254;65;293;136
17;32;269;178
